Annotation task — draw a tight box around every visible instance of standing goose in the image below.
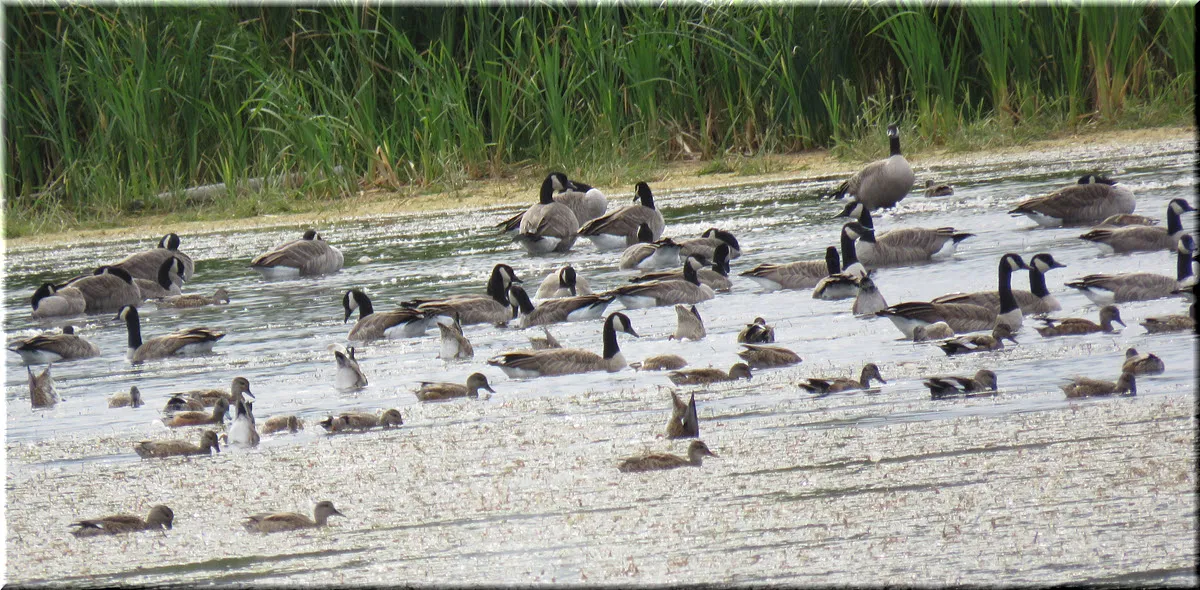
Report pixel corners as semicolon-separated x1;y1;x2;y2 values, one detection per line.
923;180;954;197
925;370;998;399
437;315;474;360
514;172;581;254
134;431;220;459
737;317;776;343
1034;305;1124;337
329;344;367;391
933;253;1067;315
617;440;717;473
813;222;876;300
1065;235;1195;304
670;304;706;341
1122;348;1165;376
835;201;974;268
155;288;231;309
668;363;752;386
9;325;100;364
830;123;915;210
415;373;496;401
1009;174;1136;227
618;223;683;270
632;245;733;291
878;253;1029;339
250;229;344;278
404;264;522;326
578;182;665;250
852;276;889;316
665;392;699;439
1078;198;1194;254
30;283;86;318
108;386;144;408
343;289;430;341
132;257;186;300
935;324;1018;356
800;363;886;394
536;265;592;299
1062;372;1136;398
741;246;840;291
116;305;225;363
486;312;639;378
243;501;344;534
228;400;260;448
165;398;229;428
65;267;143;314
1139;302;1195;334
737;344;801;369
677;228;742;261
28;365;57;409
508;285;615;327
70;505;174;537
607;257;716;309
113;233;195;281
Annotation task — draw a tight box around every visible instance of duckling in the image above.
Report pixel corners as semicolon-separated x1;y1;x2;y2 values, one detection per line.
437;316;474;360
134;430;221;459
617;440;717;473
1062;371;1136;398
1139;303;1196;334
936;324;1019;356
243;501;344;533
329;344;368;391
923;179;954;197
70;505;174;537
924;369;998;400
737;317;775;343
912;322;955;342
1122;348;1164;376
228;400;260;448
1035;305;1124;337
737;344;802;369
415;373;495;402
529;327;562;350
8;325;101;364
800;363;886;394
668;363;752;386
319;409;403;433
261;415;304;435
154;287;231;309
28;364;58;409
665;392;699;439
108;386;144;408
631;354;688;371
670;304;706;341
165;398;229;428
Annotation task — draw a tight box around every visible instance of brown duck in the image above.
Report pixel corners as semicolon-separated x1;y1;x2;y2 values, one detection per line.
618;440;717;473
261;415;304;435
1122;348;1164;376
319;409;403;433
134;430;221;458
243;501;344;533
70;505;174;538
108;386;144;408
1062;372;1136;398
415;373;495;401
800;363;886;394
737;344;802;369
631;354;688;371
1035;305;1124;337
665;392;699;439
165;398;229;428
668;363;752;386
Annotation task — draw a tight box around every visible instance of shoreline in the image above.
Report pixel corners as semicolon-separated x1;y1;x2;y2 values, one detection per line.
5;125;1194;252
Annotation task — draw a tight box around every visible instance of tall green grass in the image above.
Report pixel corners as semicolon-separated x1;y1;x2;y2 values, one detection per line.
4;4;1194;237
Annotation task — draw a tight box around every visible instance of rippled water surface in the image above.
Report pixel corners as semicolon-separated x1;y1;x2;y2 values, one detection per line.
5;137;1197;585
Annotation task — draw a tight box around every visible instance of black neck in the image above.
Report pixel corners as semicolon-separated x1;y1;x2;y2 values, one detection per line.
1028;266;1050;298
998;261;1018;314
889;134;901;156
638;189;655;210
487;269;511;304
156;258;176;289
1167;205;1184;235
1178;246;1194;281
124;310;143;350
357;293;374;318
512;287;535;314
602;315;621;359
825;247;841;275
857;207;874;229
683;260;700;284
539;177;555;204
840;230;859;269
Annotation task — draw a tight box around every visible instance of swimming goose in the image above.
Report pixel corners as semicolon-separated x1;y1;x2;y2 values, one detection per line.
923;179;954;197
64;267;143;314
631;354;688;371
936;324;1018;356
666;392;699;439
632;246;733;291
578;181;665;250
1139;302;1195;334
155;288;231;308
536;265;593;299
28;365;57;409
737;317;776;343
437;315;474;360
670;304;706;341
677;228;743;261
834;201;974;268
113;233;195;281
134;431;220;459
243;501;343;533
108;386;144;408
667;363;753;385
1121;348;1165;376
262;415;303;435
800;363;886;394
1034;305;1124;337
607;258;716;309
1009;174;1136;227
404;264;521;326
486;312;638;378
852;276;889;316
343;289;430;341
924;370;998;399
165;398;229;428
812;222;875;300
741;246;839;291
415;373;495;401
1062;372;1136;398
879;253;1029;338
228;400;260;448
617;440;717;473
618;223;682;270
830;123;915;210
116;305;225;363
319;409;403;433
1079;198;1194;254
329;344;367;391
496;175;606;233
529;327;562;349
514;172;581;254
1098;213;1159;227
8;325;101;364
912;322;954;342
70;505;174;538
508;285;615;327
1065;235;1195;304
932;253;1066;315
737;344;801;369
131;257;185;299
250;229;344;277
30;283;86;318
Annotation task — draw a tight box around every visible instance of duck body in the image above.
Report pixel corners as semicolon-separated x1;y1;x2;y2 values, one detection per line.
330;345;368;391
28;365;58;409
165;398;229;428
243;501;343;533
737;345;801;369
228;400;260;447
134;430;221;458
108;386;144;408
737;318;776;343
800;363;885;394
670;304;706;341
70;505;174;537
631;354;688;371
437;317;474;360
812;222;874;300
1139;303;1196;334
251;229;344;277
936;324;1017;356
668;363;752;386
1035;305;1124;337
618;440;717;473
1062;372;1136;398
415;373;495;401
924;370;998;399
262;415;303;435
155;288;231;309
1122;348;1164;376
665;392;699;439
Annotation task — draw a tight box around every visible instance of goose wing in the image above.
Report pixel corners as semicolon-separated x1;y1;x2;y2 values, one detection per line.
741;260;829;289
252;239;343;273
487;348;604;377
579;205;663;240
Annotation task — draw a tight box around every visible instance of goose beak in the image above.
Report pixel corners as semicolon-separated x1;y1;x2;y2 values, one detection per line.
626;327;640;338
1050;261;1067;269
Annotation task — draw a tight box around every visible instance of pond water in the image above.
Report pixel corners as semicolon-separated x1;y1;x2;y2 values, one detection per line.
4;136;1196;585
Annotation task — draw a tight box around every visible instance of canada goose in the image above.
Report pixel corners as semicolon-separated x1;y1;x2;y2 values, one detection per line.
632;245;733;291
830;123;915;210
496;174;606;233
329;344;367;391
737;344;801;369
912;322;954;342
250;229;344;277
529;327;562;349
437;315;474;360
64;267;143;314
1099;213;1159;227
670;304;706;341
404;264;521;326
607;258;715;309
166;398;229;428
1065;235;1195;304
618;223;682;270
578;181;665;250
536;265;592;299
677;228;743;261
108;386;144;408
486;312;638;378
1034;305;1124;337
852;276;889;316
155;288;231;309
1062;372;1136;398
879;253;1029;338
812;222;875;300
243;501;344;533
70;505;174;538
318;409;403;433
116;305;225;363
741;246;839;291
508;285;615;327
415;373;495;401
1009;174;1136;227
134;429;221;459
228;400;260;448
666;392;699;439
30;283;86;318
28;365;57;409
932;253;1066;315
936;324;1018;356
1122;348;1165;376
834;201;974;268
1139;302;1196;334
113;233;195;281
261;415;303;435
925;370;998;399
343;289;429;341
667;362;752;385
1079;198;1195;254
800;363;886;394
617;440;717;473
737;317;776;343
131;257;185;299
514;172;581;254
923;179;954;197
8;325;100;364
630;354;688;371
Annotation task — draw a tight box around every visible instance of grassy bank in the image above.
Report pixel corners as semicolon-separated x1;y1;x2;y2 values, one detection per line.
4;4;1194;238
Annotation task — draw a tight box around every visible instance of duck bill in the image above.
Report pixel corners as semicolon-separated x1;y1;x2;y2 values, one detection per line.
485;385;497;394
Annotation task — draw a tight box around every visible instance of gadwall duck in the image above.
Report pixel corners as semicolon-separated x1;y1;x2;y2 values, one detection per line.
536;264;593;299
165;398;229;428
437;315;474;360
134;430;220;458
155;287;231;309
261;415;304;435
8;325;101;364
631;354;688;372
329;344;367;391
170;376;256;409
618;440;717;473
1122;348;1165;376
243;501;344;533
529;327;562;350
737;344;801;369
116;305;224;363
1098;213;1159;227
415;373;495;401
936;324;1018;356
737;317;776;343
668;363;752;386
800;363;886;394
343;288;430;341
830;123;914;211
1062;372;1136;398
250;228;344;278
228;400;260;448
1079;198;1193;254
319;409;403;433
487;312;638;378
1009;174;1135;227
513;173;581;254
1139;302;1195;334
70;505;174;538
933;253;1067;315
28;365;58;409
1065;235;1195;304
108;386;144;408
112;233;195;281
924;369;998;400
880;253;1029;338
669;304;706;341
912;322;954;342
666;392;699;439
403;264;522;326
923;179;953;197
1035;305;1124;337
578;181;665;250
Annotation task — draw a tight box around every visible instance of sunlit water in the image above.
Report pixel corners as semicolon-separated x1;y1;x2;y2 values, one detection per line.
5;137;1196;585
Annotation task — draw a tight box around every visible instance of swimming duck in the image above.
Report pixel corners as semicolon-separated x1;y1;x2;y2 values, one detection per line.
670;304;706;341
318;409;403;433
1065;235;1196;304
116;305;225;363
155;288;231;309
578;181;666;250
1034;305;1124;337
343;289;430;341
936;324;1019;356
932;253;1067;315
261;415;303;435
1139;302;1195;334
514;173;581;254
228;399;260;448
617;440;717;473
250;228;344;277
487;312;638;378
618;224;682;270
923;179;954;197
924;369;998;400
631;354;689;371
1009;174;1136;227
329;344;368;391
70;505;174;537
1062;372;1136;398
879;253;1029;338
737;317;776;343
1078;198;1194;254
668;363;752;386
108;386;144;408
28;364;57;409
830;123;914;210
134;430;221;458
1098;213;1159;227
835;202;973;268
112;233;195;281
165;398;229;428
243;501;344;533
508;285;615;327
799;363;886;394
1122;348;1165;376
737;344;801;369
8;325;101;364
437;315;474;360
163;395;205;414
741;246;840;292
665;392;699;439
415;373;496;401
912;322;954;342
536;264;593;299
403;264;522;326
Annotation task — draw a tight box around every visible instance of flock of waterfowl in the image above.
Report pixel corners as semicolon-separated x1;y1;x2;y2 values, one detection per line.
10;123;1196;540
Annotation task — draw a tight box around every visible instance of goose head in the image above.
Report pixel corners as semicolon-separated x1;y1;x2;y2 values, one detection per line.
158;233;182;250
1030;253;1066;274
1000;253;1030;273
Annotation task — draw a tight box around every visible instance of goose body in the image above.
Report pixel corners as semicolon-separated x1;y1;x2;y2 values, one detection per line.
108;386;144;408
415;373;495;401
536;265;592;299
737;317;775;343
932;253;1066;315
1035;305;1124;337
250;229;344;277
509;285;615;327
1065;236;1195;304
737;344;801;369
330;345;368;391
677;228;742;261
437;316;474;360
1062;372;1136;398
607;259;715;309
741;247;839;291
633;245;733;291
343;289;430;341
113;233;195;281
487;312;638;378
619;236;683;270
9;326;100;364
497;176;606;233
618;440;717;473
406;264;521;326
578;182;665;250
514;173;581;254
631;354;688;371
925;370;998;399
813;222;874;300
1009;175;1135;227
132;257;186;299
830;124;914;210
30;283;86;318
671;304;706;341
800;363;886;394
835;201;973;268
155;288;230;309
117;305;225;363
28;365;57;409
70;505;174;537
1079;198;1194;254
1122;348;1164;376
666;392;699;439
1139;303;1196;334
66;267;143;313
936;324;1018;356
243;501;343;533
134;431;221;458
668;363;752;386
880;253;1029;338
